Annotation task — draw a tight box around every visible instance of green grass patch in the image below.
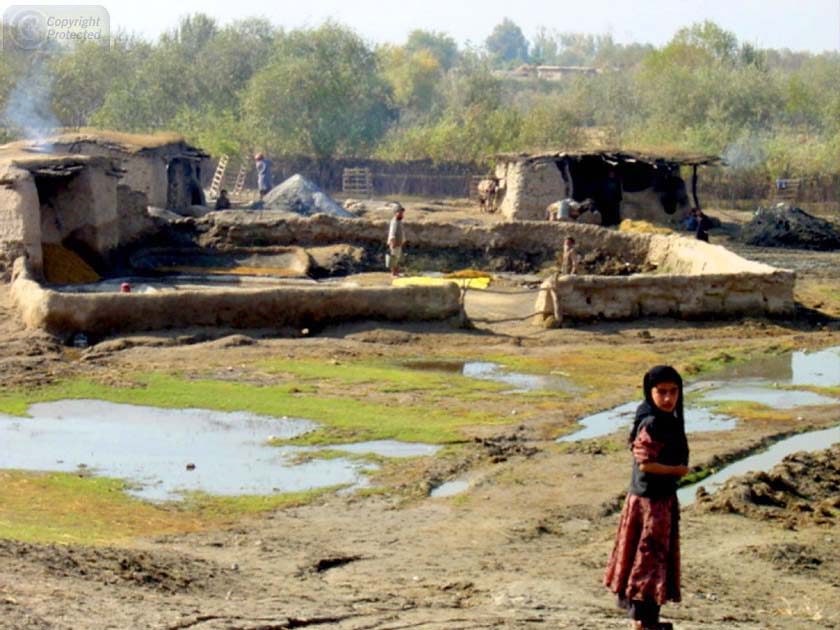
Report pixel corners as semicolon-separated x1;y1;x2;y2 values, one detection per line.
177;486;343;518
0;371;507;445
0;469;345;545
704;400;794;423
0;470;205;545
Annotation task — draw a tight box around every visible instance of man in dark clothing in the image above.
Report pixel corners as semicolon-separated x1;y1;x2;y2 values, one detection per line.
693;208;711;243
599;170;623;227
214;189;231;210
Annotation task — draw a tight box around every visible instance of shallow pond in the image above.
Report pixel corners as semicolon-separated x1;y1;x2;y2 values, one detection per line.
678;425;840;505
0;400;439;501
404;359;579;393
557;403;737;443
559;346;839;443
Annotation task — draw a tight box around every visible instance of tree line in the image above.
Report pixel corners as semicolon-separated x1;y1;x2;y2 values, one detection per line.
1;15;838;185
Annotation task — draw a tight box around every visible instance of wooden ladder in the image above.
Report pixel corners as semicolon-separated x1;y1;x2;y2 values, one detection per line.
209;154;229;199
232;162;248;195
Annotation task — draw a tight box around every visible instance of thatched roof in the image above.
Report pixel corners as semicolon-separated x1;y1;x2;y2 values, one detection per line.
0;128;207;158
494;148;722;167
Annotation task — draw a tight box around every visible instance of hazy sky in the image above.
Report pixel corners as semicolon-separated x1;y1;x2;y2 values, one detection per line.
7;0;840;52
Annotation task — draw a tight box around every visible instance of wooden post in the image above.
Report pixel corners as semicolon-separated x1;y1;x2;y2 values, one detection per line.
692;164;701;210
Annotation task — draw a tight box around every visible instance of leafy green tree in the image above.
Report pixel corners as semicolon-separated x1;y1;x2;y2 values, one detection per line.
379;44;444;118
50;39;134;128
242;22;394;161
485;19;530;67
405;30;459;70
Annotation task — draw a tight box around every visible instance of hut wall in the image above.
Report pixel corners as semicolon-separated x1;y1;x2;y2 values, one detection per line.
0;164;42;273
497;160;566;220
37;165;119;260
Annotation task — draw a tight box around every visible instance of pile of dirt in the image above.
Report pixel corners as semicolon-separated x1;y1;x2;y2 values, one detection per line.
263;174;354;218
42;244;101;284
740;204;840;250
694;443;840;527
554;249;656;276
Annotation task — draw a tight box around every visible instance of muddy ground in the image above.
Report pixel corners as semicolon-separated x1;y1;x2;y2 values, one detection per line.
0;203;838;630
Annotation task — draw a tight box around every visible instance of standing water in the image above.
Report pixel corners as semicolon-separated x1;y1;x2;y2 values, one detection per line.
0;400;438;501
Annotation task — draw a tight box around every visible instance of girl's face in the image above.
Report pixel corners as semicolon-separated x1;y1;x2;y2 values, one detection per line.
651;381;680;413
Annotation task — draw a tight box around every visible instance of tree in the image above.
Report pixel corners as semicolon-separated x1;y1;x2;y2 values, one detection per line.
405;30;459;70
379;44;443;118
242;22;394;161
485;19;529;67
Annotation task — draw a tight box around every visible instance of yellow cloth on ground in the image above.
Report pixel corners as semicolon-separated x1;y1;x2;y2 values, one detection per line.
392;276;491;290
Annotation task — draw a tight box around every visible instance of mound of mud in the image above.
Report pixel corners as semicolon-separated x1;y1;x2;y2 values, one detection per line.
0;540;225;593
694;444;840;527
740;204;840;251
555;249;657;276
264;174;353;218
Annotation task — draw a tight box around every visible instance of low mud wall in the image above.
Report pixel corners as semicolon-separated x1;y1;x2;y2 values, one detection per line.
539;270;794;321
535;233;796;321
197;212;651;265
11;258;461;336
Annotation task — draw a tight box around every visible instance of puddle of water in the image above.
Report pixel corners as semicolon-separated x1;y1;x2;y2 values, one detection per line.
404;359;579;393
678;425;840;505
0;400;435;501
463;361;579;393
699;386;836;409
702;346;840;388
557;402;737;443
430;479;470;498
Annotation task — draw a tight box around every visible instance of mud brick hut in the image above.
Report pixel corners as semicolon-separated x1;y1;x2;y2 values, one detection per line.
0;130;208;277
491;149;721;225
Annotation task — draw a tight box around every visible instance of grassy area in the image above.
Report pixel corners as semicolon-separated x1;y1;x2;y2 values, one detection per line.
0;371;508;444
0;468;343;545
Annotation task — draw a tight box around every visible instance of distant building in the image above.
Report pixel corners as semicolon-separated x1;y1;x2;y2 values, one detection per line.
490;149;721;225
0;129;208;276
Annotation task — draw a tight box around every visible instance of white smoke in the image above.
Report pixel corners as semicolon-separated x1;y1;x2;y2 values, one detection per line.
722;132;767;171
2;60;60;148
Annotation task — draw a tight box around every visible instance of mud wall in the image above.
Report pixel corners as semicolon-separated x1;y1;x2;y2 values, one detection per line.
534;233;796;321
494;160;565;220
37;166;120;260
0;163;42;274
11;258;462;335
538;269;794;320
197;212;652;266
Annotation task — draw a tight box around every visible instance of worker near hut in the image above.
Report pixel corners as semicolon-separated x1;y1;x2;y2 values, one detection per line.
693;208;712;243
254;153;273;198
599;169;623;226
547;198;594;222
214;189;231;210
387;203;406;277
560;236;581;275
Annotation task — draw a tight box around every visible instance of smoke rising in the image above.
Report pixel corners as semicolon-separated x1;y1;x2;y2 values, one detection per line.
2;60;60;148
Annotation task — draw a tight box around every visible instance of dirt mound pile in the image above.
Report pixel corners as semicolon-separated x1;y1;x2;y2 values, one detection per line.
42;244;101;284
694;443;840;527
263;174;353;218
740;204;840;250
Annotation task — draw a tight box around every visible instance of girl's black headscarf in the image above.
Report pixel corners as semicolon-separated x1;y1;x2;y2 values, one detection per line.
629;365;686;447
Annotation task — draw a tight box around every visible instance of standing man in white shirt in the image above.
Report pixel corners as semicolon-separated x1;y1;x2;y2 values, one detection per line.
387;204;406;277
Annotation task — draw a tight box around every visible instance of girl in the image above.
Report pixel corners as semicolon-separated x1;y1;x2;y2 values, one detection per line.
604;365;689;630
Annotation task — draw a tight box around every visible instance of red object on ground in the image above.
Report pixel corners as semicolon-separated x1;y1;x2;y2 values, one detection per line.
120;282;131;293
